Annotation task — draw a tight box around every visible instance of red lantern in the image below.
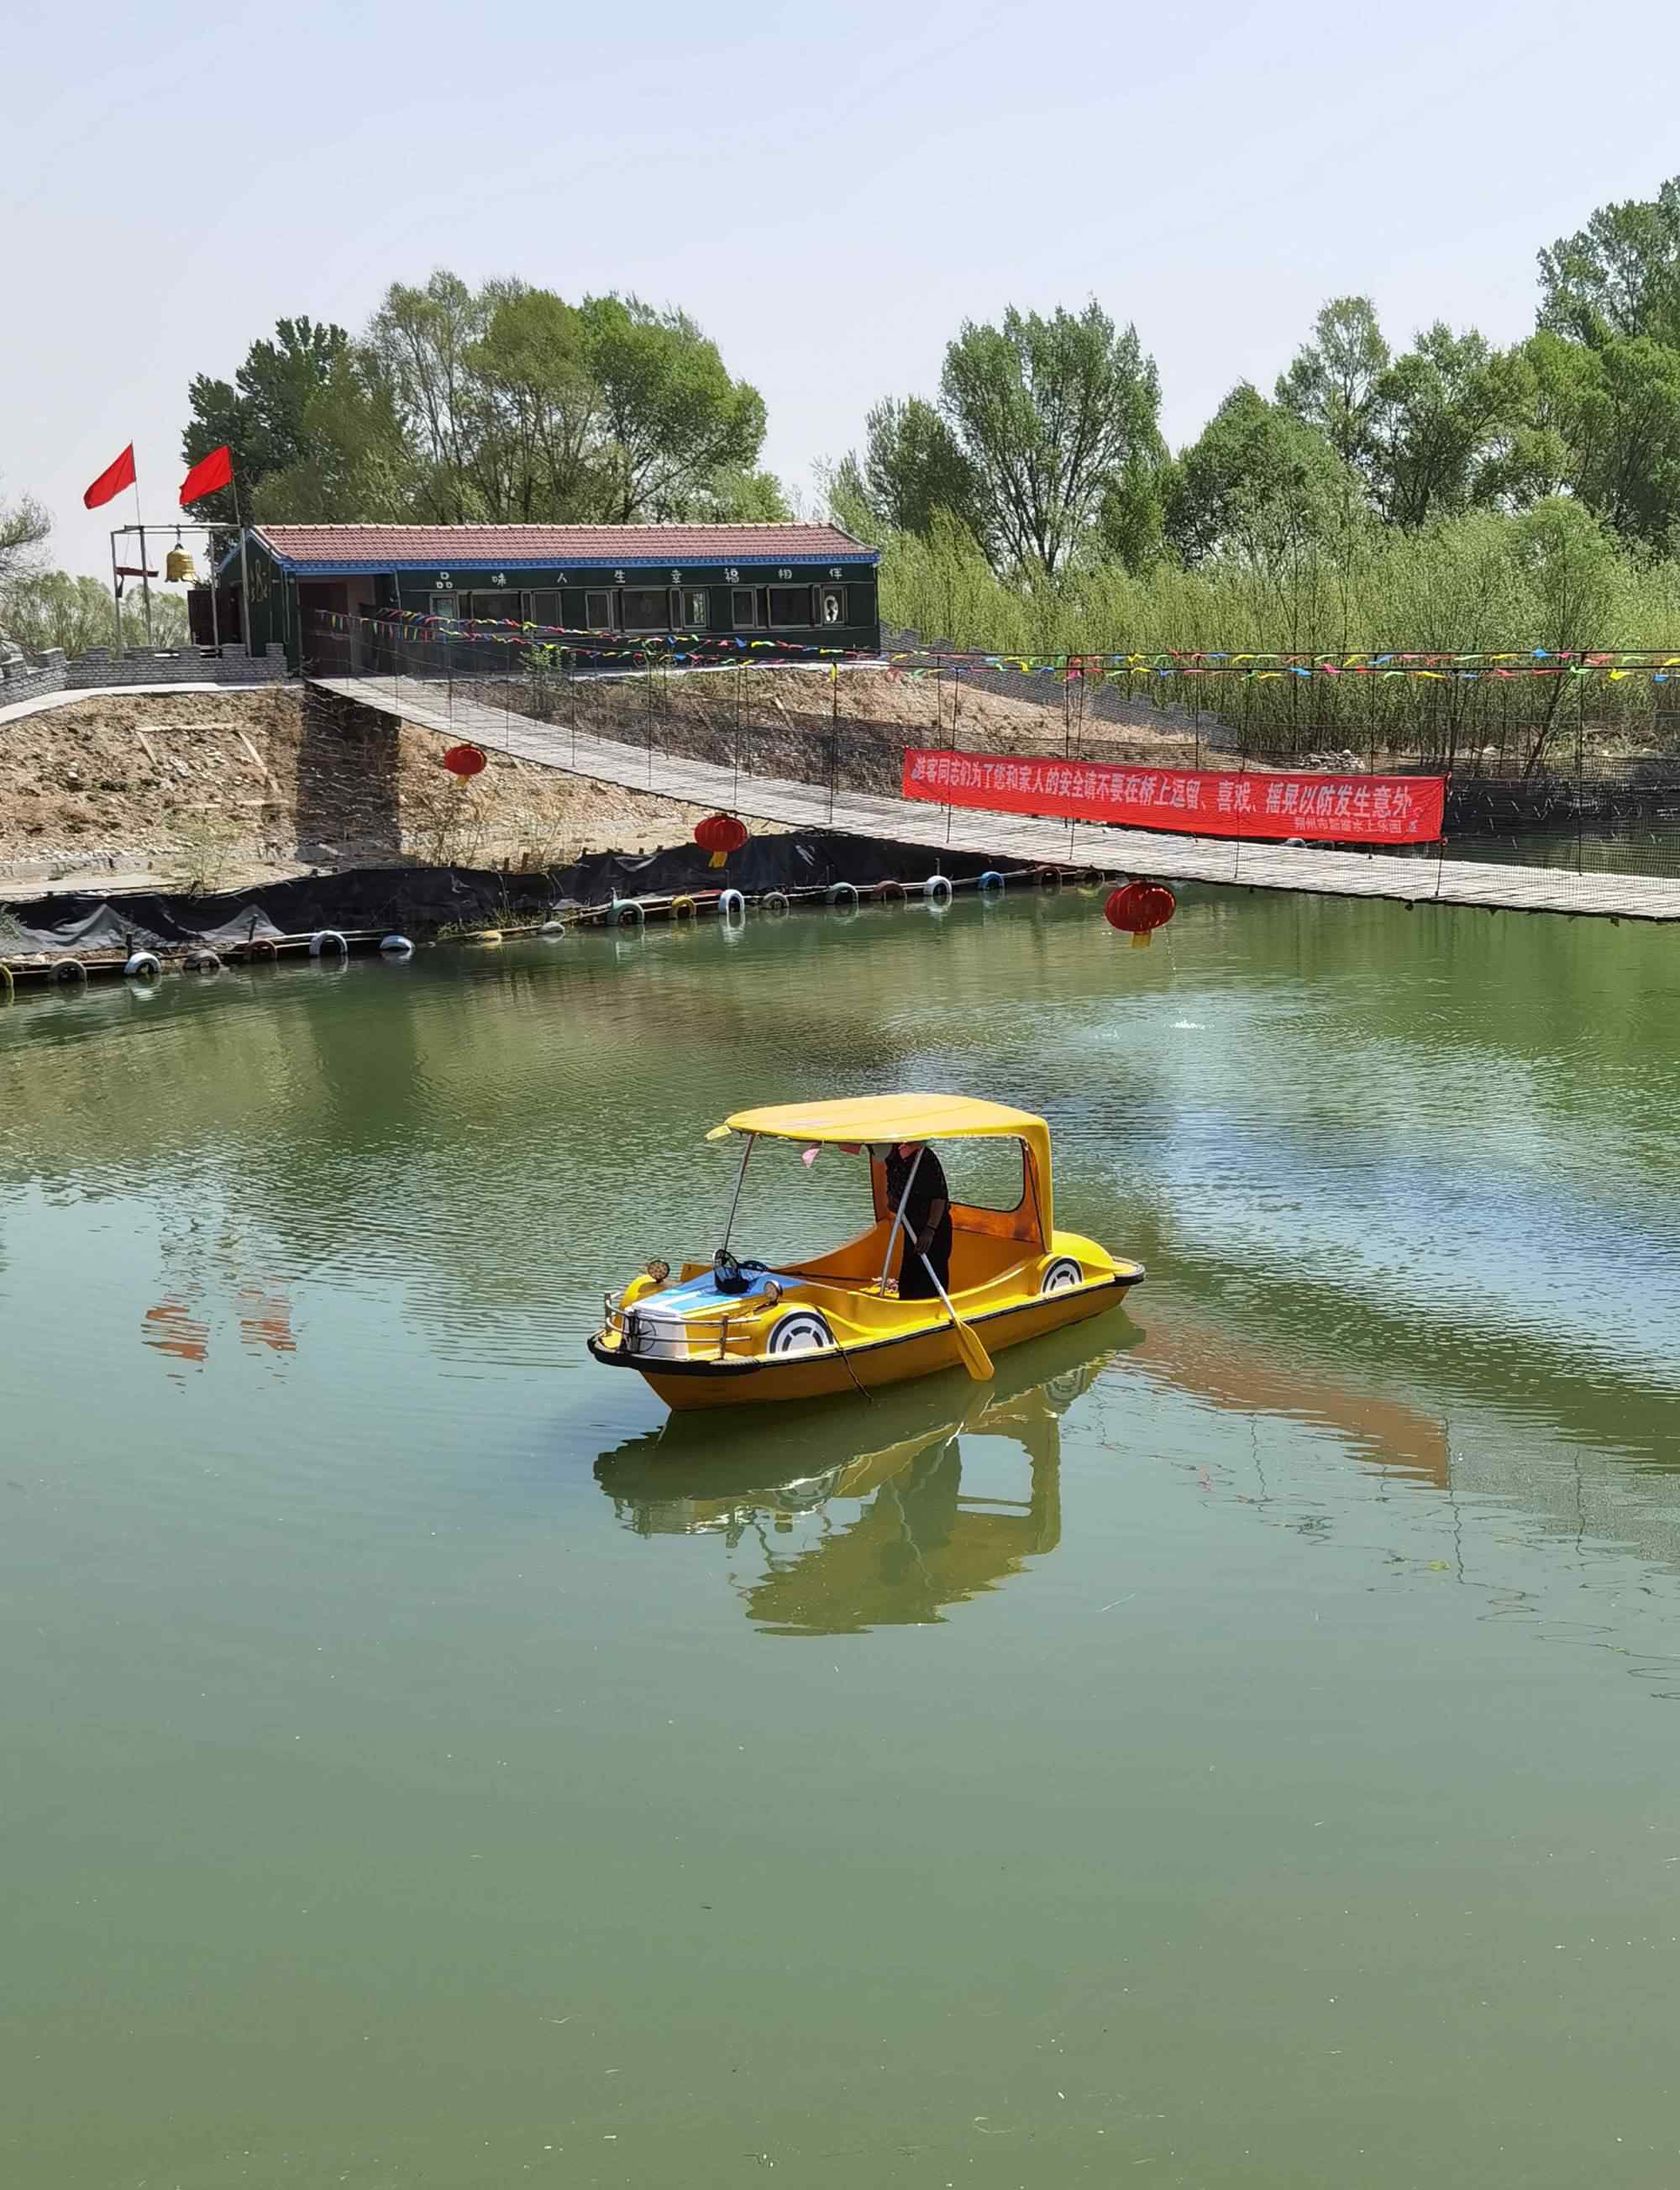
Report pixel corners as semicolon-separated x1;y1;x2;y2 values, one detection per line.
442;743;487;779
1104;880;1177;949
694;812;749;869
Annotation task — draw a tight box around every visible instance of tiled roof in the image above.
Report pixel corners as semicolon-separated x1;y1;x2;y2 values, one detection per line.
253;523;877;571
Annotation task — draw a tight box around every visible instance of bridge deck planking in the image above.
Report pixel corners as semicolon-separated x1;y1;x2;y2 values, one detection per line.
312;674;1680;925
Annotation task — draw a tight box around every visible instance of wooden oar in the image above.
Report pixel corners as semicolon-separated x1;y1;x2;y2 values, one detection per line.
882;1194;994;1382
918;1251;995;1383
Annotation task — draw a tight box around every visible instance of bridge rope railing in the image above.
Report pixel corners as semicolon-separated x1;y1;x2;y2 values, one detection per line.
302;613;1680;892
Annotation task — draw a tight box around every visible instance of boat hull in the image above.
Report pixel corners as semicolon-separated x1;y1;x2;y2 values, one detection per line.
588;1269;1137;1412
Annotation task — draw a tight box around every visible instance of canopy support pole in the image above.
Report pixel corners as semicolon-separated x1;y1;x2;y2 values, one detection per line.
720;1135;756;1253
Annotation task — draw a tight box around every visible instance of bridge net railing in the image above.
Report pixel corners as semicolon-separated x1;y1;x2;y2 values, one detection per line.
303;617;1680;888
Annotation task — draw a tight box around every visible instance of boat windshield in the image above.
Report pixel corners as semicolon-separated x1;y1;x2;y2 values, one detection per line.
713;1132;1036;1274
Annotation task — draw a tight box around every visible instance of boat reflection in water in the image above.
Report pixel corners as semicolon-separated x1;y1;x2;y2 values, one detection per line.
595;1313;1142;1633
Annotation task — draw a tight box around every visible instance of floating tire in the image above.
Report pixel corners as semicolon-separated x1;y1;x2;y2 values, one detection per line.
924;873;953;902
670;895;697;920
1041;1256;1083;1295
766;1308;835;1357
540;917;567;937
874;880;906;904
761;890;790;915
379;934;413;957
123;952;162;980
612;901;644;927
184;948;223;973
310;930;348;957
717;888;746;919
53;959;89;984
978;870;1005;894
827;881;859;907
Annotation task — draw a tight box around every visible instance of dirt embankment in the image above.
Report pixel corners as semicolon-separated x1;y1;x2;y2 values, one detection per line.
0;685;736;894
516;661;1208;792
1;664;1204;897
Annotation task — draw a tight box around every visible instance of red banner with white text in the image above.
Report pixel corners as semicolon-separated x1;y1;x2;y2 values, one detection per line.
901;749;1446;843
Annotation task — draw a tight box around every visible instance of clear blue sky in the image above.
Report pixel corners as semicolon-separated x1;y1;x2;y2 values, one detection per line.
8;0;1679;580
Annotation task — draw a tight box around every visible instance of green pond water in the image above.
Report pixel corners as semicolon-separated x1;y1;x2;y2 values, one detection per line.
3;889;1679;2190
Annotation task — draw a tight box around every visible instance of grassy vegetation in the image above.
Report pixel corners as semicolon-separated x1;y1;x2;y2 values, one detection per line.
878;511;1680;768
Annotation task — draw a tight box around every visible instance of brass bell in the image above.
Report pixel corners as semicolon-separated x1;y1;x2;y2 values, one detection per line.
165;544;197;582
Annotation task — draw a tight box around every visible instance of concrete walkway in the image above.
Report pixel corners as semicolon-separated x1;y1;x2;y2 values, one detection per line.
0;681;293;729
313;672;1680;924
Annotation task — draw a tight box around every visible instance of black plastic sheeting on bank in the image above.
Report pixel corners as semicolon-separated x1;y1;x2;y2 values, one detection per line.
2;832;1016;953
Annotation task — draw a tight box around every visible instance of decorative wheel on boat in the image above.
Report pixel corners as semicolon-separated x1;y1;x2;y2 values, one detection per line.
766;1308;835;1356
1041;1257;1083;1295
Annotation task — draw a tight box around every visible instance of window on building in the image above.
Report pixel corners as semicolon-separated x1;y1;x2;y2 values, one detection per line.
585;590;614;628
621;586;671;631
732;588;759;629
680;587;709;630
529;590;562;628
817;585;846;628
430;592;459;621
465;591;521;622
768;586;814;628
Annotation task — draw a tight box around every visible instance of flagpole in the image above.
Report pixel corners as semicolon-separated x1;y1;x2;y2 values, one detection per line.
233;472;254;659
207;508;221;658
133;479;154;649
109;530;124;657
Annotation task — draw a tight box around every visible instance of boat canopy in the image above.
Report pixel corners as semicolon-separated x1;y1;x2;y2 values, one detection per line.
717;1094;1054;1248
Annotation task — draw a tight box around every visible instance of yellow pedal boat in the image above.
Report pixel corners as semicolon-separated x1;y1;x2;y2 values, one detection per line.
587;1093;1145;1412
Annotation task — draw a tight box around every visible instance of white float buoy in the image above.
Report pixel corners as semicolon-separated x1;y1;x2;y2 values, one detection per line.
309;930;348;958
379;934;414;956
717;889;746;920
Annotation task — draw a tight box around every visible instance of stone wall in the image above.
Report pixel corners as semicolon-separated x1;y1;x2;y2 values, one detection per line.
0;654;67;706
0;645;291;712
63;644;291;689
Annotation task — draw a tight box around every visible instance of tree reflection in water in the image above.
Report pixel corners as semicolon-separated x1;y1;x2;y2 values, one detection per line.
594;1316;1142;1633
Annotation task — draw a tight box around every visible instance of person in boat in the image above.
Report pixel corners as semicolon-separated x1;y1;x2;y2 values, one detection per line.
883;1140;952;1300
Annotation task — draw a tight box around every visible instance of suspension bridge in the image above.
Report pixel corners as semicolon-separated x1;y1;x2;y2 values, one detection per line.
307;664;1680;925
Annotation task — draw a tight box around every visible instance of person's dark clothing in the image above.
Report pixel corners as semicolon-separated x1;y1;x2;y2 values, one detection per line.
884;1146;953;1300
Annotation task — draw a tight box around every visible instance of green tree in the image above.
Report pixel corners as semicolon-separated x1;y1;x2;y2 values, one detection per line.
182;317;351;525
365;271;490;519
254;350;415;523
1538;176;1680;348
1503;497;1622;774
938;302;1162;577
834;395;984;546
1365;324;1522;527
1163;383;1357;569
1096;448;1167;572
0;481;51;591
1496;330;1680;545
1;569;187;654
1275;297;1390;473
690;467;791;522
349;275;769;523
463;284;603;521
581;295;767;521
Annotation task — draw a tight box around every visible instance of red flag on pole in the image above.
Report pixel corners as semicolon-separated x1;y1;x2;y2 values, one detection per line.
83;444;137;509
180;444;233;507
